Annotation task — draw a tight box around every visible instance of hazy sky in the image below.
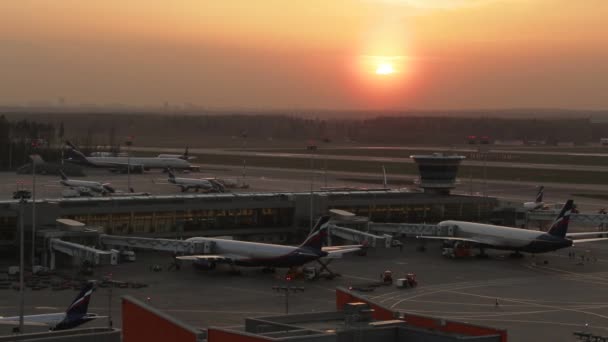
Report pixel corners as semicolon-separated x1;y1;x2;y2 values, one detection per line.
1;0;607;110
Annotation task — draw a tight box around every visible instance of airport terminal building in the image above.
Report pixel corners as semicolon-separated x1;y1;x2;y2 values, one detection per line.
0;154;498;254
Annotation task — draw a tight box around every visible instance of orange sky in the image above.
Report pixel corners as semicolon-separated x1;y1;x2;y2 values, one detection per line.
1;0;607;110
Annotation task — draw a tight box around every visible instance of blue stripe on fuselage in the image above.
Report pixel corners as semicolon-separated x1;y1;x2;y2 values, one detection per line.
520;234;572;253
234;247;327;268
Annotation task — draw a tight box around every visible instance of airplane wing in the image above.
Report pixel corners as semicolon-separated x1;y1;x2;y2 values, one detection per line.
567;232;608;237
175;254;239;263
322;245;362;252
572;238;608;244
416;236;484;244
322;246;362;258
0;313;65;327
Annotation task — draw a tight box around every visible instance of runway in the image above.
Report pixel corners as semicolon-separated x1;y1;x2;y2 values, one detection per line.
127;146;608;173
3;162;608;212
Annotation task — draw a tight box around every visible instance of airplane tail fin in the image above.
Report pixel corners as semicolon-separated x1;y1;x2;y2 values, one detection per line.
548;199;573;238
65;282;95;317
382;165;388;188
167;169;175;179
102;184;115;193
536;186;544;203
299;216;331;251
58;170;68;181
64;141;87;161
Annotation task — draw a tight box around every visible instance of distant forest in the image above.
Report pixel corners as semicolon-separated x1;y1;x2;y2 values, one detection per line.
0;115;61;169
2;112;608;156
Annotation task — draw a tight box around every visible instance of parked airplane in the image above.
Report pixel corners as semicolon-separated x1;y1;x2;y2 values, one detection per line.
418;200;608;254
176;216;361;276
167;170;225;192
0;282;105;331
64;141;196;172
523;186;545;210
158;147;196;161
59;170;115;194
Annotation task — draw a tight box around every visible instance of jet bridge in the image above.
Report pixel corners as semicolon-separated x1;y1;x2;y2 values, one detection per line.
327;224;394;248
367;223;448;238
98;234;212;254
48;238;112;270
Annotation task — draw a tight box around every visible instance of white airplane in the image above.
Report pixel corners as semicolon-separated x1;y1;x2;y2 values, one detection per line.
176;216;362;275
64;141;195;172
59;170;115;194
418;200;608;254
158;147;196;161
523;186;545;210
167;170;225;192
0;282;105;331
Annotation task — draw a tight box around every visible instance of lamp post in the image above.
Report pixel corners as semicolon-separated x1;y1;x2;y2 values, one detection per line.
272;278;304;314
125;137;133;191
307;144;317;233
13;195;28;334
107;273;113;328
241;131;247;187
29;153;41;267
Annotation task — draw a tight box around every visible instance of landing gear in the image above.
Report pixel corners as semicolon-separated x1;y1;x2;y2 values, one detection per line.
315;259;340;280
228;262;241;275
262;267;276;274
477;247;489;258
509;251;524;258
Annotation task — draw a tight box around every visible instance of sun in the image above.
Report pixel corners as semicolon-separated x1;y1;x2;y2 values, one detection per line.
375;62;395;75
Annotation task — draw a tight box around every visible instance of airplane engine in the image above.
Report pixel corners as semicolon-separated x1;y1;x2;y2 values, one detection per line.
193;259;216;270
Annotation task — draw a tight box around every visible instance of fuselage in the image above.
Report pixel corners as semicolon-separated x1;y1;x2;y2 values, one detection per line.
61;179;106;193
53;313;98;331
170;177;213;189
186;237;326;267
523;201;544;210
88;156;191;169
440;220;572;253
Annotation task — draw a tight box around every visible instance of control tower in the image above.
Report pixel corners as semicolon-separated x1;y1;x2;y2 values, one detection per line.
410;153;465;195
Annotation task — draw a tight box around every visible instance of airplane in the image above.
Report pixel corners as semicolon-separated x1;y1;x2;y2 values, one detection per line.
158;147;196;161
176;216;362;276
167;169;226;193
64;141;196;172
0;282;105;331
523;186;545;210
59;170;115;195
417;200;608;255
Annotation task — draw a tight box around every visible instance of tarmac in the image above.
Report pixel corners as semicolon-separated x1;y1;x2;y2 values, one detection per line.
2;242;608;341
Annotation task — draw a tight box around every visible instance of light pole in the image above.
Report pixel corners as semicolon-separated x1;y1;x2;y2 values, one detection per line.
107;273;113;328
241;131;247;187
15;196;27;334
272;281;304;314
125;137;133;191
29;154;40;267
307;144;317;233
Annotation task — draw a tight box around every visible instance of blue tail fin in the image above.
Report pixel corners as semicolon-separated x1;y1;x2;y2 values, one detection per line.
547;200;573;238
167;169;175;179
64;142;88;162
536;186;544;203
65;282;94;317
299;216;331;251
59;170;68;181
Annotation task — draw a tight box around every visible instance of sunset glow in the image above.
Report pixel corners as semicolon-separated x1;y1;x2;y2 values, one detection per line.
376;63;395;75
0;1;606;110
